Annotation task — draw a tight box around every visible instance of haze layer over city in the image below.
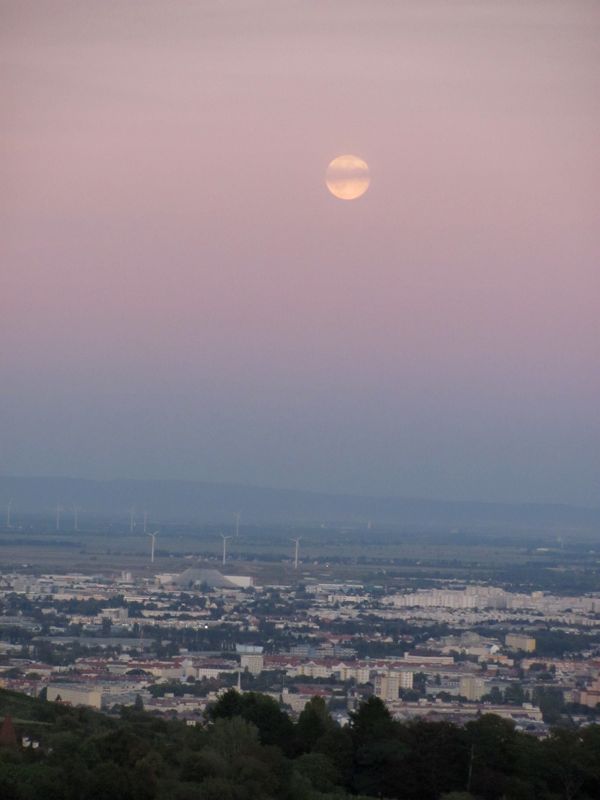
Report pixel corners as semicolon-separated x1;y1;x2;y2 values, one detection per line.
1;3;599;800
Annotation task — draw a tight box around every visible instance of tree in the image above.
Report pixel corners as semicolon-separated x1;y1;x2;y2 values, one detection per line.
207;690;295;754
294;752;340;792
349;696;394;743
542;727;600;800
0;715;18;749
86;762;134;800
193;717;287;799
465;715;520;800
209;716;260;761
485;686;503;705
313;726;354;787
504;683;526;705
194;777;238;800
349;698;407;798
295;696;335;752
181;749;228;783
413;671;428;694
532;686;565;724
396;720;469;800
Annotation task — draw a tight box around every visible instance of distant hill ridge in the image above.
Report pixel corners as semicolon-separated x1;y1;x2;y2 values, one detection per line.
0;476;598;529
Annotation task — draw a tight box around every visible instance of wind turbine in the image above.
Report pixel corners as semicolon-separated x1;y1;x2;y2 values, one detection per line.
6;499;12;529
72;506;81;531
129;506;136;533
55;502;63;532
143;510;148;534
147;531;158;564
234;511;241;538
220;533;232;566
291;537;301;570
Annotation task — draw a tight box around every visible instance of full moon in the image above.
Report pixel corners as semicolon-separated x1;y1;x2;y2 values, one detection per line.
325;154;370;200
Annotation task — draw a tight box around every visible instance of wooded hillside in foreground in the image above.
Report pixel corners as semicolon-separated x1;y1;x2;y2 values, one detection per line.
0;687;599;800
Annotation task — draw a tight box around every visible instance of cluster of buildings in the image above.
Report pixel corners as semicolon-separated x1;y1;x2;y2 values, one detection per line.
1;569;599;733
383;586;600;627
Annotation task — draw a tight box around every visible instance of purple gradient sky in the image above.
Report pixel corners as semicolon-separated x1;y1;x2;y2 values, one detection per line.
2;1;599;504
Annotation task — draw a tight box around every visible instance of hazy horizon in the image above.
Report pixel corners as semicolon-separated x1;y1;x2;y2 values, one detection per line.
5;469;594;503
1;473;599;515
2;1;599;505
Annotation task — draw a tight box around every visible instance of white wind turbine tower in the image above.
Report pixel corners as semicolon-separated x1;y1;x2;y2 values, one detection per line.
6;499;12;529
147;531;158;564
72;506;81;531
234;511;241;538
55;502;63;532
129;506;136;533
220;533;232;566
291;537;301;570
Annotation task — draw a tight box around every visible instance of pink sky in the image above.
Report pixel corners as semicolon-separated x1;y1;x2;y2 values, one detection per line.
1;1;599;503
